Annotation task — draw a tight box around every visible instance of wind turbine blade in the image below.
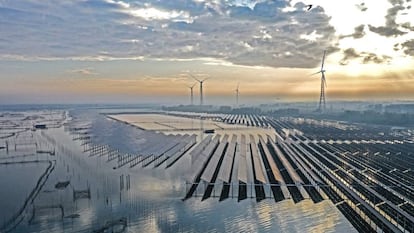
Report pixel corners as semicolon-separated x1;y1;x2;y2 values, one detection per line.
189;74;201;82
321;50;326;71
201;77;210;82
322;75;327;88
310;71;321;76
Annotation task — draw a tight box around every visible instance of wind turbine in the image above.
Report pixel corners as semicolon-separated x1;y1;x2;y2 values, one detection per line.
187;83;196;105
190;74;209;106
235;82;240;107
311;50;327;111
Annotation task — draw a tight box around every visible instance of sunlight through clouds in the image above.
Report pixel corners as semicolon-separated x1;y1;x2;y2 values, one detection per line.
127;7;193;23
1;0;414;103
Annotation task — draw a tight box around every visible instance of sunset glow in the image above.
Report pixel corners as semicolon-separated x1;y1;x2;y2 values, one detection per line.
1;0;414;104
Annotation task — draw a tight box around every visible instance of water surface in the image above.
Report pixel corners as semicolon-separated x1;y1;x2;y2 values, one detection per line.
1;108;357;232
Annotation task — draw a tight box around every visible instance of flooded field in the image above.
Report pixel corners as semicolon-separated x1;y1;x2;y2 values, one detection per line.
0;108;360;232
108;113;274;142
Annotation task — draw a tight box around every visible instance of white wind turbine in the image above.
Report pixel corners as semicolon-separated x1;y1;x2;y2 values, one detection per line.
311;50;327;111
190;74;209;106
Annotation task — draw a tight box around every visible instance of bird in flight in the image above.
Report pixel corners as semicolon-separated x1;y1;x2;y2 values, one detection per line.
307;4;313;11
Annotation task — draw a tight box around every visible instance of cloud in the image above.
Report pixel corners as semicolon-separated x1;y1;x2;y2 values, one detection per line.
401;39;414;55
124;6;193;23
340;48;391;65
339;25;366;39
361;53;391;64
67;67;98;76
368;1;407;37
0;0;337;69
400;22;414;31
340;48;361;65
355;2;368;11
352;25;366;38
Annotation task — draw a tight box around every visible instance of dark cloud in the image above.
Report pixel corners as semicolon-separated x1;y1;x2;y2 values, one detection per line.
401;39;414;55
0;0;338;68
340;48;391;65
340;48;360;65
389;0;404;4
394;43;401;51
362;53;391;64
352;25;366;38
356;2;368;11
401;22;414;31
340;25;365;39
368;24;406;37
368;0;409;37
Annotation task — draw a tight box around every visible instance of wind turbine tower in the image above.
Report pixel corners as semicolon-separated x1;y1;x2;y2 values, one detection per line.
191;75;209;106
235;82;240;107
312;50;327;111
187;83;196;105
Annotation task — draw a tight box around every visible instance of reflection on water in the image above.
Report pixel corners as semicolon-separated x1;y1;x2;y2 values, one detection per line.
0;109;357;233
0;163;49;225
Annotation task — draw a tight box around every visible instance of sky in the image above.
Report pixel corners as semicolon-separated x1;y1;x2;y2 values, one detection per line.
0;0;414;105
